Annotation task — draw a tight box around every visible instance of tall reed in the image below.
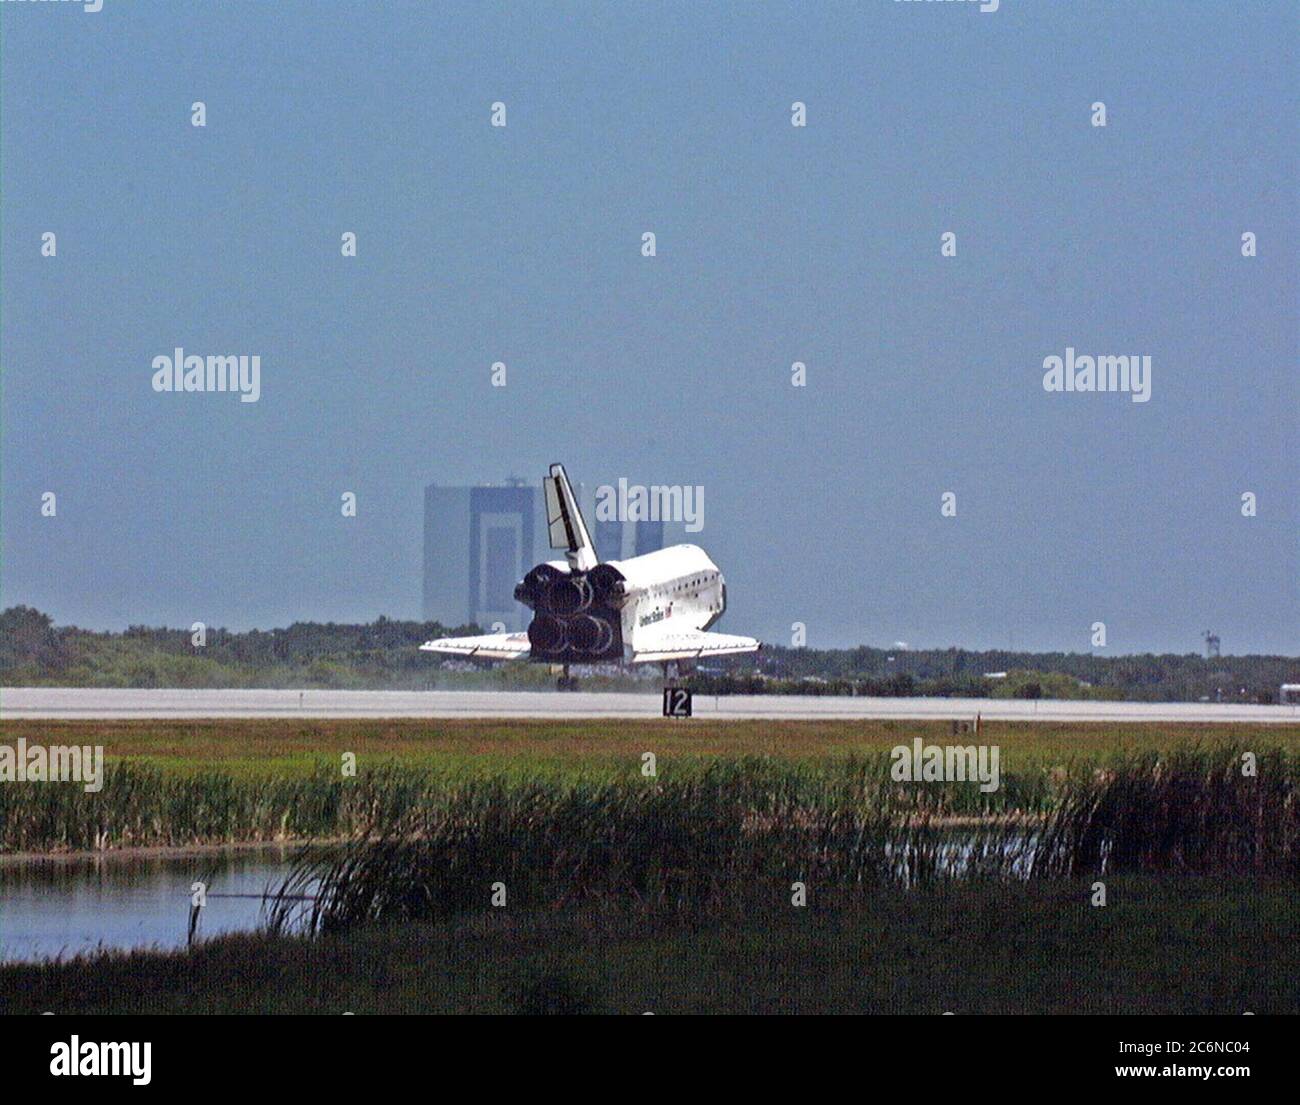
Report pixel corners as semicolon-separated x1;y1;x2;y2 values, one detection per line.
269;748;1297;934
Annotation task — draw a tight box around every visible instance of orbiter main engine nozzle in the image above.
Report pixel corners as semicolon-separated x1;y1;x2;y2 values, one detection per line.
527;614;568;653
546;575;593;615
567;614;614;655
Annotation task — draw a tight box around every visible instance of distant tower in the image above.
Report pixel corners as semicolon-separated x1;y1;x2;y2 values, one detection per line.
1202;630;1220;659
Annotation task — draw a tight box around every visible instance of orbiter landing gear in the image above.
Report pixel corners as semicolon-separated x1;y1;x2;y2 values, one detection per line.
660;659;691;688
556;664;578;691
660;660;694;718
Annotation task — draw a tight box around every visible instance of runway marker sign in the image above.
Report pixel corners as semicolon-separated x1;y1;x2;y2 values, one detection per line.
663;688;692;718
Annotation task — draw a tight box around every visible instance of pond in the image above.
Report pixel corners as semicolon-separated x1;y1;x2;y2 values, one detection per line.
0;847;300;963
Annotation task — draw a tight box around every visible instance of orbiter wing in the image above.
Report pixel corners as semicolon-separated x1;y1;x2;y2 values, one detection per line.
419;632;531;660
630;627;760;663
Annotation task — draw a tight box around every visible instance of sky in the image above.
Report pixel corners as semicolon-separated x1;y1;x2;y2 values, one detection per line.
1;0;1296;655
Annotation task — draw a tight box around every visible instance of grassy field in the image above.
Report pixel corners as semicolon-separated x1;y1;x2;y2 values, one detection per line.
3;719;1297;853
4;877;1294;1014
5;717;1298;780
3;720;1295;1014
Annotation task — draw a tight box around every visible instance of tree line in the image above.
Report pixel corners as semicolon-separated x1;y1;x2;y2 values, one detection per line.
1;606;1295;701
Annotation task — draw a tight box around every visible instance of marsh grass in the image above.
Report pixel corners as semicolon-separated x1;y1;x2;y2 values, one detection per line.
0;747;1047;853
4;745;1294;901
1031;747;1297;877
6;875;1297;1014
0;763;443;852
265;747;1297;935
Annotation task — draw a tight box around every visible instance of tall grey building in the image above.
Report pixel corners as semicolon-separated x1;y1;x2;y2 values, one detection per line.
423;479;675;632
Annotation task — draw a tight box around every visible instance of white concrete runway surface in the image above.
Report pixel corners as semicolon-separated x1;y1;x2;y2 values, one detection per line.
1;687;1296;723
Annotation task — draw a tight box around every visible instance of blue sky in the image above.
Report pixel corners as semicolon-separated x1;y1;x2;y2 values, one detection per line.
2;1;1296;653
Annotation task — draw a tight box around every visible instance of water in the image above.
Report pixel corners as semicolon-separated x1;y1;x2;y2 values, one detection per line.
0;832;1042;962
886;831;1039;886
0;848;297;963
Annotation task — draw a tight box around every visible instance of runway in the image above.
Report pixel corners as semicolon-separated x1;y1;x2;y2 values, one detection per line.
2;687;1296;723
